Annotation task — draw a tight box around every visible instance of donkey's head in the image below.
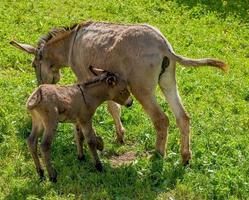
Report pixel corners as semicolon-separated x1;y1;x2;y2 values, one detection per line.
10;25;79;85
10;40;63;85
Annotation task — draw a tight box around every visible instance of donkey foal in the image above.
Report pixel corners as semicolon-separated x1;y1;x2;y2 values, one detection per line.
26;68;132;182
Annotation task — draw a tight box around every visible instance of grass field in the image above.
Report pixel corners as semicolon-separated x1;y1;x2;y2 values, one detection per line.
0;0;249;199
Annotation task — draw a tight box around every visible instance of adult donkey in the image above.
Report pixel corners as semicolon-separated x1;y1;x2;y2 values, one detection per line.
11;21;227;165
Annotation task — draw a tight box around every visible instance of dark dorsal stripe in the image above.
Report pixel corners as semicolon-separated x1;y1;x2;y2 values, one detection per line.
38;21;93;47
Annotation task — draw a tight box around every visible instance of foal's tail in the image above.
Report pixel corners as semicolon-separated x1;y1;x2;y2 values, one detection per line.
26;88;42;110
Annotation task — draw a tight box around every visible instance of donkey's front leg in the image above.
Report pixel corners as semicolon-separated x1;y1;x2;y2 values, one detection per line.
107;101;125;144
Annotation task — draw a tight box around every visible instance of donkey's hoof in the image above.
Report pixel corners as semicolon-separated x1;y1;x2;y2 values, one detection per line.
182;151;192;166
96;136;104;151
95;163;103;172
78;155;86;161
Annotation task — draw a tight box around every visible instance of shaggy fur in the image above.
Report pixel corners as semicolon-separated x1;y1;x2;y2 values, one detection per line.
26;69;132;182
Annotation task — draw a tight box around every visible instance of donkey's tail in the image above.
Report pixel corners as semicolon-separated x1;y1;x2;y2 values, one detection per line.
170;53;228;72
161;37;228;72
145;24;228;72
26;88;42;110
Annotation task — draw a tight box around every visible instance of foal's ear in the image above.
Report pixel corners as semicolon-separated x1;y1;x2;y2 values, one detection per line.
89;65;105;76
106;75;117;86
10;40;36;54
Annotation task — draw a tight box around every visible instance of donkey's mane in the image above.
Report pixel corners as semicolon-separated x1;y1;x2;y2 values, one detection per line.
38;21;93;46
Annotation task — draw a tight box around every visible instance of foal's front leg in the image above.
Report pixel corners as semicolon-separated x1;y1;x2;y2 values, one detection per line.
78;120;103;171
74;123;85;161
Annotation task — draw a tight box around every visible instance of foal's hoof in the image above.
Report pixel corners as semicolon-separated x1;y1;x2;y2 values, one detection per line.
38;168;44;178
95;163;103;172
38;169;45;181
96;136;104;151
183;160;190;166
50;176;57;183
116;137;125;144
49;170;57;183
78;155;86;162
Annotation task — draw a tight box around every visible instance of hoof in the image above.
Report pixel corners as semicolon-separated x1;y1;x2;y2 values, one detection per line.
49;170;57;183
96;136;104;151
182;151;192;166
118;139;124;144
37;168;45;179
183;160;190;166
78;155;86;161
50;176;57;183
95;163;103;172
116;136;125;144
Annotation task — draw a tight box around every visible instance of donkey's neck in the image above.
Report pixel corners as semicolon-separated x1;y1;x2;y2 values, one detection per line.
45;31;76;67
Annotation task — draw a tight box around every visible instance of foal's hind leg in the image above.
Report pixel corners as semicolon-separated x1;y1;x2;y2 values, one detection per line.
107;101;125;143
159;61;191;165
27;119;44;179
40;115;58;182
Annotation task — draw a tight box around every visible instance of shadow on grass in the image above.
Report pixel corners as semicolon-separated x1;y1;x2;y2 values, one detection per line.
8;122;186;199
173;0;249;22
4;156;186;200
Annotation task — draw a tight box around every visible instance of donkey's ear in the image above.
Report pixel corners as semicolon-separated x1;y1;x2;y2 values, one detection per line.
10;40;36;54
89;65;105;76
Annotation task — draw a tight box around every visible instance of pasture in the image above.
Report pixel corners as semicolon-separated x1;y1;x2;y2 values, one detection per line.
0;0;248;199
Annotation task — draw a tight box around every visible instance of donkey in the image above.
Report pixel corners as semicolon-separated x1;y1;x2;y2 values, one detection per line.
11;21;227;165
26;66;132;182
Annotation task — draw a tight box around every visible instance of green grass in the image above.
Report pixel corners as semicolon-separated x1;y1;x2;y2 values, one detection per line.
0;0;249;199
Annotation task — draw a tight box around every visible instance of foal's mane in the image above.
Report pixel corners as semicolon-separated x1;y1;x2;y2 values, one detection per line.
38;21;93;46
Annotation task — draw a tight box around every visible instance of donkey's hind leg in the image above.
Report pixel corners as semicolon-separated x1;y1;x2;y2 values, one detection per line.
159;60;191;165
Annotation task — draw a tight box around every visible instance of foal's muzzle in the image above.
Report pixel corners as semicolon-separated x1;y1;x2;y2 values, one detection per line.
125;97;133;108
